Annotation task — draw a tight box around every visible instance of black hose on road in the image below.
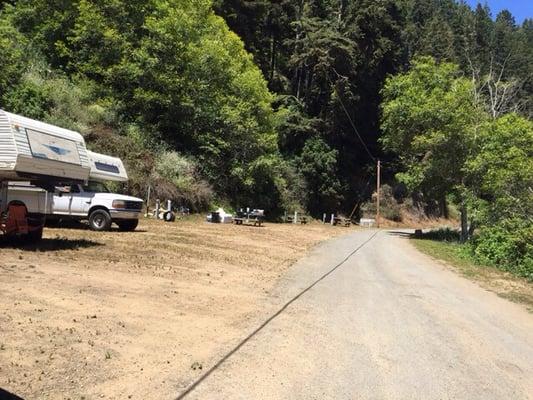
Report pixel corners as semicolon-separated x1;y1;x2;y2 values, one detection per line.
175;230;380;399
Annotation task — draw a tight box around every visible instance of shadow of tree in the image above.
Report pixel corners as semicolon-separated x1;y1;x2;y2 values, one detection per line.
414;228;461;242
45;220;147;233
45;219;89;230
0;388;25;400
0;237;103;252
387;230;413;238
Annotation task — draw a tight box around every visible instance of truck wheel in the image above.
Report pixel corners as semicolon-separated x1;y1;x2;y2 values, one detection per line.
45;218;60;227
116;219;139;232
88;209;112;231
26;225;44;242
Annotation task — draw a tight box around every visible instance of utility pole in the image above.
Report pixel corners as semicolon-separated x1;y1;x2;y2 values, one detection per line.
376;159;381;228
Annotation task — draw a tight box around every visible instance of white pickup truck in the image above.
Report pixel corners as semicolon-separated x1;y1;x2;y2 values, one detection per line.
8;181;143;231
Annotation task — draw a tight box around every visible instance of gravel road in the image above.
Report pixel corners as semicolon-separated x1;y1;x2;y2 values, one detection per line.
182;230;533;400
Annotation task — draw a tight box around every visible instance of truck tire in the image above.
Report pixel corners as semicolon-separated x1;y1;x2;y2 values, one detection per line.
45;217;60;227
26;225;43;242
88;209;112;231
116;219;139;232
25;214;45;242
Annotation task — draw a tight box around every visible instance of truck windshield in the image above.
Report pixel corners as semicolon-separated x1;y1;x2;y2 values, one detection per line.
83;181;109;193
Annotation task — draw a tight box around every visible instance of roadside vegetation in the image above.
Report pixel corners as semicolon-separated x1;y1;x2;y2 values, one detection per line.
412;229;533;311
381;58;532;280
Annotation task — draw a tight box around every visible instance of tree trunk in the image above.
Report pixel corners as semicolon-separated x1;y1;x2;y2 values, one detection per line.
269;35;276;82
468;221;476;238
439;196;448;219
460;202;468;243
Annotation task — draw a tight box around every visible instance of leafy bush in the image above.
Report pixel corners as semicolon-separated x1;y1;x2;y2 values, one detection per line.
361;184;402;222
153;151;213;211
3;65;117;134
470;220;533;280
0;17;28;100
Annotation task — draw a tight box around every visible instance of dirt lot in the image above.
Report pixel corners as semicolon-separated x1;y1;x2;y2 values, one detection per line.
0;217;348;399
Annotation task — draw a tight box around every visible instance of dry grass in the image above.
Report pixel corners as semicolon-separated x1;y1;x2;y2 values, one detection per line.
0;217;349;399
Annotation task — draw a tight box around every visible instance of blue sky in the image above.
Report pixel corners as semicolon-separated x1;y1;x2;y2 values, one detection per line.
464;1;532;24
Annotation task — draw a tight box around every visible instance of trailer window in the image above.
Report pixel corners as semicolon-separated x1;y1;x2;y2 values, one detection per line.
94;161;120;174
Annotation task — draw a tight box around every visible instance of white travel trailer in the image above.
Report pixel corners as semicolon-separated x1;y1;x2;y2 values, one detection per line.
0;109;91;240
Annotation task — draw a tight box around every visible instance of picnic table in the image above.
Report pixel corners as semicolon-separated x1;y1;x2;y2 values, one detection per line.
233;210;264;227
285;215;308;224
333;217;351;227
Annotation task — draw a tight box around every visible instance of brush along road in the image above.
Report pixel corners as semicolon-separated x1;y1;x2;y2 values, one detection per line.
183;230;533;400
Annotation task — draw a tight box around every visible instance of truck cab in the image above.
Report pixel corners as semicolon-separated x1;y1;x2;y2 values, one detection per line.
51;181;143;231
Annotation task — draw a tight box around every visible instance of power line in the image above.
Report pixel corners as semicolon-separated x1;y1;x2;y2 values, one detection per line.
348;173;373;219
326;72;377;162
295;19;377;162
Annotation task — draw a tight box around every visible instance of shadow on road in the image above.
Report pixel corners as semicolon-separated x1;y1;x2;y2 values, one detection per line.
0;388;25;400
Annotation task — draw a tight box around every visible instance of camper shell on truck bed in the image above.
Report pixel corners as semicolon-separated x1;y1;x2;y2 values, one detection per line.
1;110;91;241
87;150;128;182
0;109;91;183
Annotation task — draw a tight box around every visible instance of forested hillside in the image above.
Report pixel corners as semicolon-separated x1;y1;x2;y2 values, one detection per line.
214;0;532;211
0;0;530;212
0;0;285;213
0;0;533;276
0;0;531;276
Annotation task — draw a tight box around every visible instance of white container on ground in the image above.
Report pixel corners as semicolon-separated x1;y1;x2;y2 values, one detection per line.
360;218;376;227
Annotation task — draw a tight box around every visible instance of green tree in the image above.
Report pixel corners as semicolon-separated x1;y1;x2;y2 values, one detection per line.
466;114;533;224
126;0;280;208
465;114;533;278
418;14;456;61
8;0;78;69
298;136;343;215
472;3;494;71
380;57;483;240
0;13;28;105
